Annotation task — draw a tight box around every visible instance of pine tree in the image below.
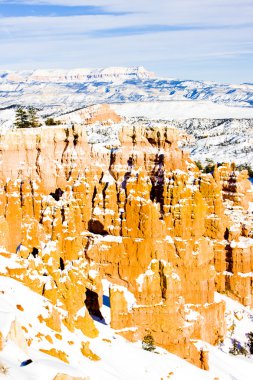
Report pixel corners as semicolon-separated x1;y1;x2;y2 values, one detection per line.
14;107;29;128
45;117;61;126
142;333;156;352
229;338;248;356
27;107;40;128
246;332;253;354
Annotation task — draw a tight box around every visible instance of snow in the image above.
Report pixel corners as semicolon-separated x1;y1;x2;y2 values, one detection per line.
101;235;123;243
165;235;174;244
0;274;220;380
101;172;115;185
208;343;253;380
1;259;253;379
230;237;253;249
109;284;136;311
112;100;253;120
1;66;253;379
0;341;85;380
1;66;253;171
6;66;155;84
0;277;89;380
0;299;16;338
184;305;200;322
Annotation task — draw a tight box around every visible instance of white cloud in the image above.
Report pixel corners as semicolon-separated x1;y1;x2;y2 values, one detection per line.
0;0;252;82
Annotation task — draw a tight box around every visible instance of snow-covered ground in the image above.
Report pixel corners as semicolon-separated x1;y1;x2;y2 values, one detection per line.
0;276;211;380
112;101;253;120
1;273;253;379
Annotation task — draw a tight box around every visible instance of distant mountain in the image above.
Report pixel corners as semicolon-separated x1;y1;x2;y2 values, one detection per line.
0;67;252;117
0;66;154;84
1;66;253;168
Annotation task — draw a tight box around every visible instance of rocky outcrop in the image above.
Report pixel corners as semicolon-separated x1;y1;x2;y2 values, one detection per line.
213;164;253;307
0;332;3;351
7;320;29;354
0;113;253;369
58;104;121;126
53;375;89;380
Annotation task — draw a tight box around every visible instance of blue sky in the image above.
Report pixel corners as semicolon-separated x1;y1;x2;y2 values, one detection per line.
0;0;252;83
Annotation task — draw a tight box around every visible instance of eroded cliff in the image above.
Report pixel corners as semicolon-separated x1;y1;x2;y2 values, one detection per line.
0;112;253;370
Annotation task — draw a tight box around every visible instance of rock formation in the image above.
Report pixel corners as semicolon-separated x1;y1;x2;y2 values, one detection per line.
0;107;253;370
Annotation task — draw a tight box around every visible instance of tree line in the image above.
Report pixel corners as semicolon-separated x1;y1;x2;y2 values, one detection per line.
14;107;61;128
195;159;253;178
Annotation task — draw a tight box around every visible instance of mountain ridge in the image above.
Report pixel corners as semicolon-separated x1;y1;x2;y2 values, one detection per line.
0;66;252;111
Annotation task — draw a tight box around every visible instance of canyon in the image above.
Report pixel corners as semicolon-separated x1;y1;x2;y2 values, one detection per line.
1;105;253;379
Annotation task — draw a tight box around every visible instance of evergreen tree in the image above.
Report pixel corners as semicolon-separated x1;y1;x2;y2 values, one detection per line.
45;117;61;126
27;107;40;128
229;338;248;356
246;332;253;354
14;107;29;128
142;333;156;352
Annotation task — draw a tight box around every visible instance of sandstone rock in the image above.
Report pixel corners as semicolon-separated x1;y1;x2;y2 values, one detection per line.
1;116;253;369
7;320;28;354
39;348;69;363
80;342;100;361
53;375;89;380
53;375;88;380
0;332;3;351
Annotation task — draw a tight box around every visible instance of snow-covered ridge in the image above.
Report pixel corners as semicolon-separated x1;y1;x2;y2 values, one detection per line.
0;66;252;113
0;66;155;84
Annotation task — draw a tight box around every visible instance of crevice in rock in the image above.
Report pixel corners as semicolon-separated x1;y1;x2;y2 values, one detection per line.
84;236;92;261
102;181;109;211
88;219;108;236
3;183;8;218
61;206;65;223
72;124;79;147
30;179;36;217
114;182;124;235
131;126;136;146
91;186;97;209
225;244;233;273
159;261;167;300
85;288;104;320
150;153;165;216
39;203;43;224
19;180;24;208
35;135;41;177
61;128;70;165
225;243;233;291
59;257;65;271
224;228;229;240
121;156;134;190
108;148;117;181
50;188;64;201
31;247;39;258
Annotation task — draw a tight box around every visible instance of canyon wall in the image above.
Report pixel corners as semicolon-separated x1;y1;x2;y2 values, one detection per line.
0;113;252;368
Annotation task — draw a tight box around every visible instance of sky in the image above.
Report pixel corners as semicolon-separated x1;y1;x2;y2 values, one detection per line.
0;0;252;83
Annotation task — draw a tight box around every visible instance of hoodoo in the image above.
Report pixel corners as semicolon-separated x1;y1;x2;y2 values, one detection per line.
1;108;253;373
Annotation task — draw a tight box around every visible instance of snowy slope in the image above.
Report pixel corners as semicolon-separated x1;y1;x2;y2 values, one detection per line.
1;275;253;379
0;275;217;380
1;216;253;379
